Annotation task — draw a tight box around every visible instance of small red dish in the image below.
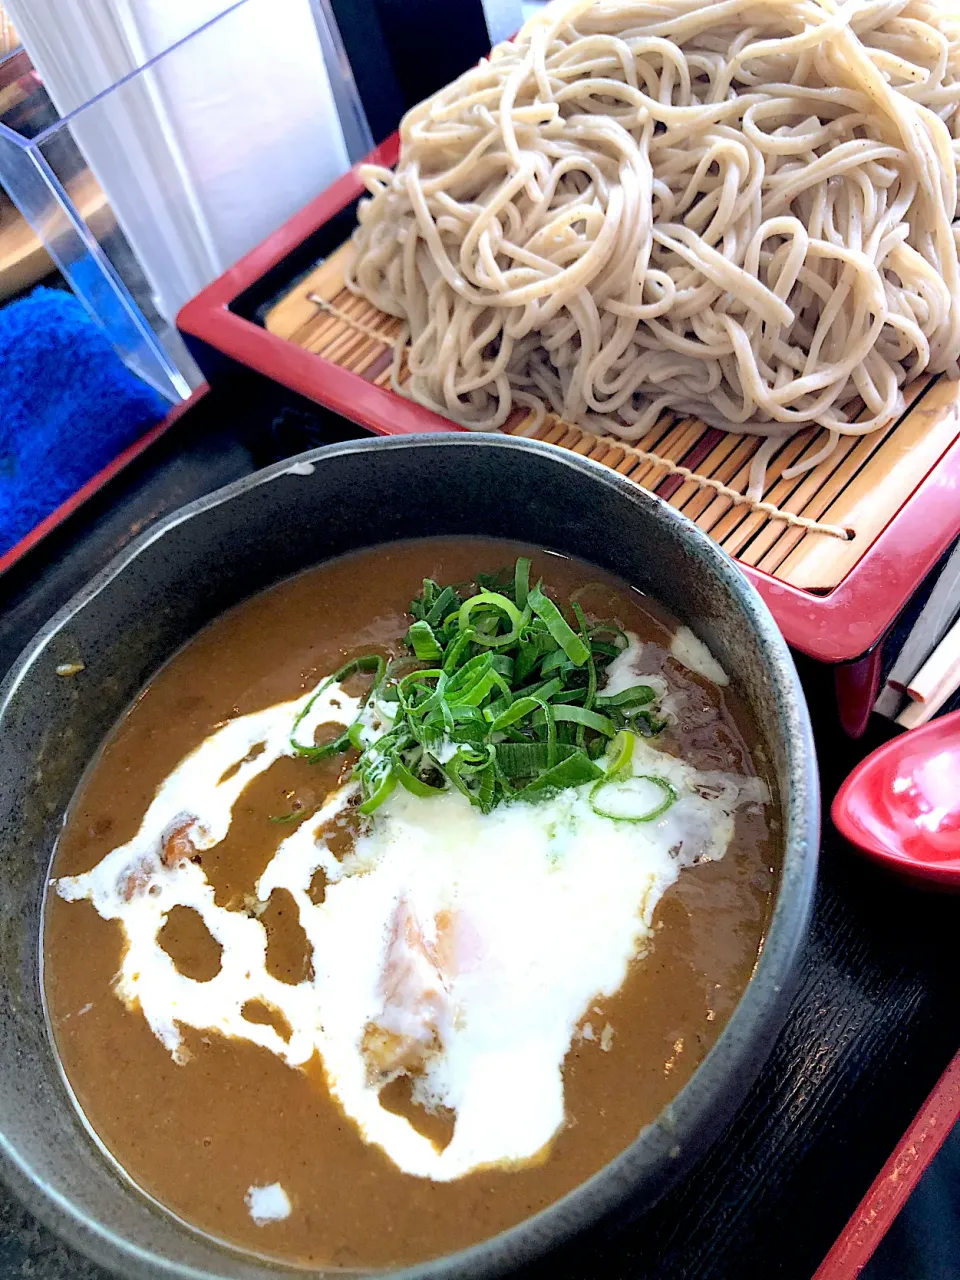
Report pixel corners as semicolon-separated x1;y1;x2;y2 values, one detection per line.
832;709;960;885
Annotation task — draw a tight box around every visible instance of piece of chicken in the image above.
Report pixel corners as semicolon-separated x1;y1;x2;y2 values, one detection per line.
361;899;452;1083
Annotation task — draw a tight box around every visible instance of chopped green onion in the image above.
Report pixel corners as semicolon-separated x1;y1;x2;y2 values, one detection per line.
571;601;597;751
424;585;459;627
447;650;494;689
291;559;668;814
407;620;443;661
589;621;629;648
514;643;539;684
521;750;603;795
442;627;476;674
358;767;398;814
528;585;590;666
517;676;565;704
539;697;558;766
595;684;656;710
514;557;531;609
453;667;511;708
487;695;544;732
495;741;577;777
590;774;677;822
450;719;487;745
605;729;635;777
458;591;523;636
397;668;447;718
446;745;497;813
540;648;574;676
550;686;588;705
290;654;385;761
394;759;446;798
546;705;616;737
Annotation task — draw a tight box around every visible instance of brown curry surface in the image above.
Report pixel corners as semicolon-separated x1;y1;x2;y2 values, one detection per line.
43;538;778;1269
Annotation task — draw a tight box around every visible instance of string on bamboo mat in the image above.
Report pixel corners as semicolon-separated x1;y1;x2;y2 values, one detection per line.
306;293;852;543
308;294;401;345
515;427;853;541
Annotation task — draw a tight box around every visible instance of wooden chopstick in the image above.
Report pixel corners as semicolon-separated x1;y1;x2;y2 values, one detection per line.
894;615;960;727
874;539;960;718
905;615;960;701
896;658;960;727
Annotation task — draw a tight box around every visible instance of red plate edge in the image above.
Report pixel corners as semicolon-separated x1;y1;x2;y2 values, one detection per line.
177;133;960;665
813;1049;960;1280
0;388;204;579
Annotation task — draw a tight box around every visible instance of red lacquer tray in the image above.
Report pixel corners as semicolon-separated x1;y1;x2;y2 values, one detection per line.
814;1050;960;1280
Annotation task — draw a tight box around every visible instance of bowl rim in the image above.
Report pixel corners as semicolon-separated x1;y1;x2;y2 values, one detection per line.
0;432;820;1280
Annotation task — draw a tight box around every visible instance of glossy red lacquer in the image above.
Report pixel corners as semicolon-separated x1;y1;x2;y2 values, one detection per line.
832;710;960;884
813;1050;960;1280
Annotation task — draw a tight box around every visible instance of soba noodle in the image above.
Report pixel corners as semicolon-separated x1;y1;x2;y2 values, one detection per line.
346;0;960;491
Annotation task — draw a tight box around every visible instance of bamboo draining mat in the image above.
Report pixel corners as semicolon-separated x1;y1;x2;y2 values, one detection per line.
266;242;960;593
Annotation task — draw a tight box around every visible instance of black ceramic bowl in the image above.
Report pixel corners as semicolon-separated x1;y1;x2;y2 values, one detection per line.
0;435;818;1279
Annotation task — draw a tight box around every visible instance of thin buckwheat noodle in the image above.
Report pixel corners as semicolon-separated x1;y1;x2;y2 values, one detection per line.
347;0;960;496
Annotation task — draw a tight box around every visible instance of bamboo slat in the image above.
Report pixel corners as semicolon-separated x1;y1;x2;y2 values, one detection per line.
264;240;960;593
265;245;356;343
774;376;956;590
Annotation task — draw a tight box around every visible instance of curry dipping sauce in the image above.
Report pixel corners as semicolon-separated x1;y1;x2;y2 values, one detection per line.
43;537;779;1269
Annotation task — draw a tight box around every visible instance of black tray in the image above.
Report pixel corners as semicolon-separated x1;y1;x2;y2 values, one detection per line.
0;378;956;1280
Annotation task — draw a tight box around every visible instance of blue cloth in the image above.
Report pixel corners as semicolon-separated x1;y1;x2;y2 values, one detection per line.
0;287;168;557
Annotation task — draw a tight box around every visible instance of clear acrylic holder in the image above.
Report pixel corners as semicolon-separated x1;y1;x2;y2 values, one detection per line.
0;0;370;404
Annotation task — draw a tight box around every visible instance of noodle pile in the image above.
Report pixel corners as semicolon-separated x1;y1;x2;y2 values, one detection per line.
346;0;960;487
